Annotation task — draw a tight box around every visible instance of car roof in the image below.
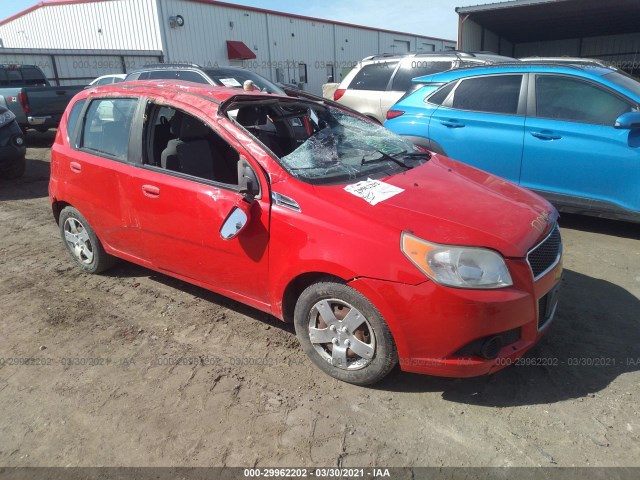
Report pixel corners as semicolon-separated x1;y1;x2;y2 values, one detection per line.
361;51;514;62
80;79;287;104
412;63;616;84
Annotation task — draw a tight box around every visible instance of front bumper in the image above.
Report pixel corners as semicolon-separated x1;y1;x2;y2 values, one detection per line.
348;255;563;378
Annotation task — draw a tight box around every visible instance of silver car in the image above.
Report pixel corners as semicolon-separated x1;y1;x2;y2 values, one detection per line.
333;51;515;123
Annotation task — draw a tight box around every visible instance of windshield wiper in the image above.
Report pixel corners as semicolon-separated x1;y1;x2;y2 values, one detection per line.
361;149;410;169
399;151;431;159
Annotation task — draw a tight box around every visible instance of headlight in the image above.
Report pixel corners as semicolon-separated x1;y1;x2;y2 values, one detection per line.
401;232;513;289
0;110;16;128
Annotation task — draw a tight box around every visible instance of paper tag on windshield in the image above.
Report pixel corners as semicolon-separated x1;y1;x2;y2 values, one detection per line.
344;179;404;206
219;77;242;87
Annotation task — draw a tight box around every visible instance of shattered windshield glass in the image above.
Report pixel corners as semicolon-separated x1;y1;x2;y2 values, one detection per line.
278;106;427;184
227;99;430;185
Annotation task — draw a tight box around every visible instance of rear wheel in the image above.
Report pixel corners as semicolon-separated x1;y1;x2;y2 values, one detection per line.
59;206;117;274
294;281;398;385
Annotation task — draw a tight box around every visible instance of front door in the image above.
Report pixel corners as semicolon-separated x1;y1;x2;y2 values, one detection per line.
129;101;270;304
521;74;640;214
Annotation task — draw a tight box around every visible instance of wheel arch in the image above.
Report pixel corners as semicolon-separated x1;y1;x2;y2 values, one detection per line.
280;272;347;324
51;200;72;225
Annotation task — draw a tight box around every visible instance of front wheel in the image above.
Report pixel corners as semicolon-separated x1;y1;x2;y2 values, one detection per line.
294;281;398;385
59;206;117;274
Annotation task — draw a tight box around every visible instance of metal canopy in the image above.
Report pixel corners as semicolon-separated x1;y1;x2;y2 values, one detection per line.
457;0;640;43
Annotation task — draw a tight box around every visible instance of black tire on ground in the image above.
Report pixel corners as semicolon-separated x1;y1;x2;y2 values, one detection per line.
294;281;398;385
59;206;117;274
1;156;26;179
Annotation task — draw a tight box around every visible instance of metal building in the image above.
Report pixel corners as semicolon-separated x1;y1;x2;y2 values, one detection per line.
0;0;456;93
457;0;640;76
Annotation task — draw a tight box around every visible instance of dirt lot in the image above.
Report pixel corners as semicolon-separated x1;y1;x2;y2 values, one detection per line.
0;131;639;468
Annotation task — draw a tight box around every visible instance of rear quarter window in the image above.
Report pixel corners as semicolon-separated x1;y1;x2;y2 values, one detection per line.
426;82;457;105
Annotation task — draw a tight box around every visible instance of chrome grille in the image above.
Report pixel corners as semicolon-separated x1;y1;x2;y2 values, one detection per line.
527;225;562;280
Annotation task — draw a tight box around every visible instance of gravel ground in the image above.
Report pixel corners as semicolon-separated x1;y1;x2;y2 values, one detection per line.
0;131;639;468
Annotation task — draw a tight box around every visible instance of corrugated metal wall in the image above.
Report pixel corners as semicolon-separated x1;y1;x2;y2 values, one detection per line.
0;0;456;94
158;0;455;93
460;16;640;72
0;0;162;50
0;48;162;85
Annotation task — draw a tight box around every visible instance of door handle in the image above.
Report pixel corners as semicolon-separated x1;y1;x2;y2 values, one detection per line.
440;120;465;128
142;184;160;198
69;161;82;173
531;131;562;141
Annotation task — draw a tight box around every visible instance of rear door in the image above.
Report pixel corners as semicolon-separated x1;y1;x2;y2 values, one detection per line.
128;100;271;304
61;96;142;254
427;74;527;183
521;74;640;214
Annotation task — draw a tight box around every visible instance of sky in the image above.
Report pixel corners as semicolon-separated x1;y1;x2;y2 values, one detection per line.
0;0;514;41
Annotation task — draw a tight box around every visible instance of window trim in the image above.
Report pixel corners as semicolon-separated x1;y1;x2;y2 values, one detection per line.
527;73;638;125
67;98;87;146
77;96;141;164
425;80;460;106
438;73;528;117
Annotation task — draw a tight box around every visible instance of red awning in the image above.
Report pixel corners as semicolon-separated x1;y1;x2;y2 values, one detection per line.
226;41;256;60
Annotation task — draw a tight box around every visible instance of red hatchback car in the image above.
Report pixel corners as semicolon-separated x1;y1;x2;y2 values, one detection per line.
49;81;563;385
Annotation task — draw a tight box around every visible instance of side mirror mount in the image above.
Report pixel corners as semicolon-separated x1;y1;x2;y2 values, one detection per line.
614;111;640;130
238;157;260;202
220;203;250;240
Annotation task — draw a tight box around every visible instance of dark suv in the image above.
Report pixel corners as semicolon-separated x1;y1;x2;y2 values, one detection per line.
125;64;285;94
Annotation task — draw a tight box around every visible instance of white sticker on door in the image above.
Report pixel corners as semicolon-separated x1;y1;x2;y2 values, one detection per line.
344;179;404;206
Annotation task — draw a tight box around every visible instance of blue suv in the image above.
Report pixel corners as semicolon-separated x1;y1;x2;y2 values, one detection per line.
384;63;640;222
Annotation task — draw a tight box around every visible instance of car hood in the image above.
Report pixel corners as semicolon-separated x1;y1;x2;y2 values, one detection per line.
312;154;557;258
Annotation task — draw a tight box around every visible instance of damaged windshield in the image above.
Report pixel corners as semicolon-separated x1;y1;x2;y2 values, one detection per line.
230;101;428;184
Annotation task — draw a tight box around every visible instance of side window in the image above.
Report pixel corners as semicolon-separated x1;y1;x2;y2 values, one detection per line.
535;75;633;125
7;70;22;85
450;75;522;115
66;99;86;144
426;81;457;105
349;62;398;91
177;71;209;84
147;70;178;80
81;98;137;160
145;104;240;186
95;77;112;86
22;68;48;86
391;61;453;92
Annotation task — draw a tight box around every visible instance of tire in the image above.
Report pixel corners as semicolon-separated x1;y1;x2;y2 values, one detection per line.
294;281;398;385
59;206;117;274
1;156;26;179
